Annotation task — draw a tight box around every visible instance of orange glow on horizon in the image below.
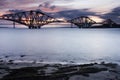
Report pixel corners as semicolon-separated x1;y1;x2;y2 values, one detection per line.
56;18;66;21
0;13;3;16
89;16;104;22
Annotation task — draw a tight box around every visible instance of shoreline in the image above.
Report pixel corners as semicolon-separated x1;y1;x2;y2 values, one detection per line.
0;61;120;80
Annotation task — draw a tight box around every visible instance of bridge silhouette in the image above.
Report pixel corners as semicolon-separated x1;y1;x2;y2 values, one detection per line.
0;10;119;29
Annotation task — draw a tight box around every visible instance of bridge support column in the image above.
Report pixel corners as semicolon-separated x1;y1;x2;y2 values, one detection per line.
29;26;33;29
71;23;73;28
38;26;41;29
29;26;41;29
13;21;15;28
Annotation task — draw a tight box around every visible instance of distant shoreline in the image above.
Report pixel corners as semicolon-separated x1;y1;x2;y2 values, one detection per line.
0;26;120;29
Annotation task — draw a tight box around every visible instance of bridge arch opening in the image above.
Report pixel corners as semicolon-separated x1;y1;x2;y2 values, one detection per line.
41;22;75;28
0;20;28;28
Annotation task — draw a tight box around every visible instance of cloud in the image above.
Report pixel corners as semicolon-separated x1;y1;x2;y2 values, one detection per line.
39;1;56;10
0;0;8;9
50;6;56;10
100;6;120;23
8;9;25;13
0;0;47;11
49;9;96;19
0;0;119;23
15;0;37;4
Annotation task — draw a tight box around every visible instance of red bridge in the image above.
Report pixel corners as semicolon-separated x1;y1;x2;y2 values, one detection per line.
0;10;119;29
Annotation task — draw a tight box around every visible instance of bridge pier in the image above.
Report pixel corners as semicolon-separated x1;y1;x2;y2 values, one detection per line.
13;21;15;28
29;26;41;29
38;26;41;29
79;23;92;28
28;25;32;29
71;23;73;28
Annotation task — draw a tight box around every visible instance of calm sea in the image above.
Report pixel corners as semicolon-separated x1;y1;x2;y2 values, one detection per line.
0;27;120;64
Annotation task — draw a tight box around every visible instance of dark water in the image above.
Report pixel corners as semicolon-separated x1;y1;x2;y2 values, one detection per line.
0;27;120;64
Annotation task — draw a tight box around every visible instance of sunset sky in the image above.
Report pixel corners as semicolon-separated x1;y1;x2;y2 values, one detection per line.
0;0;120;23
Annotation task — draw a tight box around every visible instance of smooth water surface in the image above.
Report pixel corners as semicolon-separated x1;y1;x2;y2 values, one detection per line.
0;28;120;64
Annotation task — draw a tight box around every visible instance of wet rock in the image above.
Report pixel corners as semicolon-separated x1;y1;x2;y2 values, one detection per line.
20;55;26;57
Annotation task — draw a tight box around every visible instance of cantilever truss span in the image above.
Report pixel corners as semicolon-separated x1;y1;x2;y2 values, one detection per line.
0;10;57;29
68;16;96;28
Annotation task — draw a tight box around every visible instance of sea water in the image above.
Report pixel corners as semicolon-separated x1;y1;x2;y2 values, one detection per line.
0;27;120;64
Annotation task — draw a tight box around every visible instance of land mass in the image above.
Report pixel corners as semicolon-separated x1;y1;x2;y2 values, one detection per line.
0;62;120;80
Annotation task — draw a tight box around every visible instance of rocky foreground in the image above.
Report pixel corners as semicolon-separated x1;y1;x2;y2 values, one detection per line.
0;62;120;80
